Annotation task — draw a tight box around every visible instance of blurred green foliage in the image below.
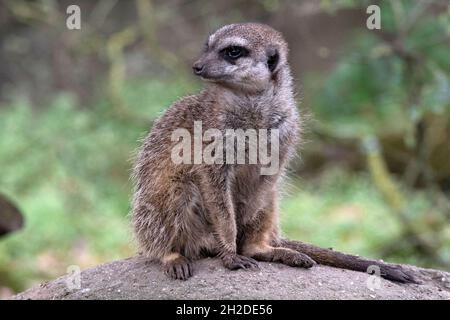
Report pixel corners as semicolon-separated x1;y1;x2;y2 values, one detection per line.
314;1;450;137
306;1;450;269
304;0;450;271
0;78;197;290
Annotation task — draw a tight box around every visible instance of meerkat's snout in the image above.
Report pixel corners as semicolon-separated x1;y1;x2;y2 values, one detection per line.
192;53;226;81
192;61;204;76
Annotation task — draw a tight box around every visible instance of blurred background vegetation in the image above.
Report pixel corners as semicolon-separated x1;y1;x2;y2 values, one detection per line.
0;0;449;297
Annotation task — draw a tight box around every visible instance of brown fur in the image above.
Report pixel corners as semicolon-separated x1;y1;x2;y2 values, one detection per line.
132;23;416;283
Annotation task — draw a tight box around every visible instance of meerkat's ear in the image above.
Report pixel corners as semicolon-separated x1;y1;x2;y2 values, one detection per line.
266;47;280;73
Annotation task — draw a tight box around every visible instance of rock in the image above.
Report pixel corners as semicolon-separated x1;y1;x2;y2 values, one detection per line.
12;256;450;300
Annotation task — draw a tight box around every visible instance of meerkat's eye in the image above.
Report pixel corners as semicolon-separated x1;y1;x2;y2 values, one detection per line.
221;46;248;62
267;50;279;72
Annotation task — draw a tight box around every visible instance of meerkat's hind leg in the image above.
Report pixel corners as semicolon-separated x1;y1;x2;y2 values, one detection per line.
245;245;316;269
221;253;260;270
162;252;193;280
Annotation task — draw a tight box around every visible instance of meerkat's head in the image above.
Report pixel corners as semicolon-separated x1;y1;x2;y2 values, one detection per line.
192;23;289;93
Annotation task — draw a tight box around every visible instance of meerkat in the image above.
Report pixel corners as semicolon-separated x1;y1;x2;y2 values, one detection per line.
132;23;415;283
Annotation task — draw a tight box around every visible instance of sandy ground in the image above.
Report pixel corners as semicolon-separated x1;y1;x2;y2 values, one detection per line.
13;256;450;300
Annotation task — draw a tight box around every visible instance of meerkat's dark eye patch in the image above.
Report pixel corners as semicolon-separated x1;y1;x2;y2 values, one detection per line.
220;46;249;63
267;49;279;72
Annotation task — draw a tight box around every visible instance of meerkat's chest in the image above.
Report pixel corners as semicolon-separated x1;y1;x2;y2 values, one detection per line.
223;104;287;130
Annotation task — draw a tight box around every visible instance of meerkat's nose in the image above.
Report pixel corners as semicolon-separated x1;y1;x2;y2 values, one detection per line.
192;62;204;76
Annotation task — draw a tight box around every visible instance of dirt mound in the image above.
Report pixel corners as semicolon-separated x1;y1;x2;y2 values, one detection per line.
13;256;450;300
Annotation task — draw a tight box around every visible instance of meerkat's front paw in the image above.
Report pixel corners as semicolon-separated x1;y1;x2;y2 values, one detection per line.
222;254;260;270
163;256;193;280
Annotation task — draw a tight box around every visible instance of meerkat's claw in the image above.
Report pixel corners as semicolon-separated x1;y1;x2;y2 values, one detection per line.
164;256;193;280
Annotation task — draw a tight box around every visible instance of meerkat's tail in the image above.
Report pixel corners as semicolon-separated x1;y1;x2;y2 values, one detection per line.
279;239;418;284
